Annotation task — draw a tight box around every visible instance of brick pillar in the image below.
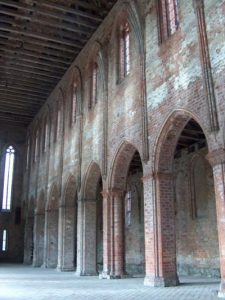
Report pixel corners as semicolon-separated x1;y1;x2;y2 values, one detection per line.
100;190;111;279
33;211;45;267
44;209;58;268
76;198;97;275
206;149;225;298
144;172;178;287
57;205;76;271
75;197;83;275
23;216;34;265
111;190;125;278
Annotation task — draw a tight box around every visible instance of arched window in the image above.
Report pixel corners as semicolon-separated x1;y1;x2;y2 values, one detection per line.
55;103;61;141
34;130;39;162
71;83;77;125
125;190;132;227
2;146;15;211
2;229;7;251
119;22;130;80
43;118;49;152
26;139;30;170
158;0;179;42
90;62;98;109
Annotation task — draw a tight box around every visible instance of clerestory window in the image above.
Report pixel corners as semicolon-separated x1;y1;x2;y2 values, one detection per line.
119;22;130;80
71;83;77;125
125;190;132;227
158;0;179;43
2;229;7;251
2;146;15;211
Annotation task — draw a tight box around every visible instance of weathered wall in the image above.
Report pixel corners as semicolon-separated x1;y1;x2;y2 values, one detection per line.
175;148;220;277
0;124;26;262
125;172;145;275
19;0;225;288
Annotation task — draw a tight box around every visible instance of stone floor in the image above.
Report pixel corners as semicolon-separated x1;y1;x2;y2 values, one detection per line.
0;264;220;300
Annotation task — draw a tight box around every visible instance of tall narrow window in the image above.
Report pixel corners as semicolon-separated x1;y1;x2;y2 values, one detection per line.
55;104;61;141
125;190;132;226
119;22;130;80
71;83;77;125
90;63;98;109
44;119;49;152
34;131;39;162
26;139;30;170
2;230;7;251
2;146;15;210
159;0;179;42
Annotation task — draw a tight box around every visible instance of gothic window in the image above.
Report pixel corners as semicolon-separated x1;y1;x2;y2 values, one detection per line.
2;229;7;251
158;0;179;42
44;119;49;152
2;146;15;211
55;103;61;141
119;22;130;80
34;130;39;162
26;139;30;170
90;62;98;109
125;190;132;226
71;83;77;125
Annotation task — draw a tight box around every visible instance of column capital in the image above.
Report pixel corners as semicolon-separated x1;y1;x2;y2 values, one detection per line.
206;148;225;167
109;188;125;198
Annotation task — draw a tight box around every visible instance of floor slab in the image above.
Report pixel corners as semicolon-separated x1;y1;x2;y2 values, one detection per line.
0;264;220;300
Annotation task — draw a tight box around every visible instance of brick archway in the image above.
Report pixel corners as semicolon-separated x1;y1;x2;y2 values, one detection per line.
110;141;140;191
149;110;216;287
108;141;144;277
77;162;103;275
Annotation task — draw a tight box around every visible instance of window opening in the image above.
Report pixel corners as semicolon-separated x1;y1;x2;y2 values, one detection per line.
91;63;98;107
71;83;77;124
2;229;7;251
120;22;130;79
125;190;132;226
2;146;15;210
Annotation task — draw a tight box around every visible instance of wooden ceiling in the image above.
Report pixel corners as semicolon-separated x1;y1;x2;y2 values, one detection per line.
0;0;117;127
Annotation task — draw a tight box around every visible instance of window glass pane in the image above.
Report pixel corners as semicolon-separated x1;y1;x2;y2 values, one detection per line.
2;230;7;251
2;146;15;210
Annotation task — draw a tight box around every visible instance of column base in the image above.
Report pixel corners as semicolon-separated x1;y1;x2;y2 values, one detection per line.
75;270;98;276
218;282;225;298
144;275;179;287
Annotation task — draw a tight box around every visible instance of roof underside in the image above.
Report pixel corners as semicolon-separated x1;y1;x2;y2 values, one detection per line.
0;0;117;127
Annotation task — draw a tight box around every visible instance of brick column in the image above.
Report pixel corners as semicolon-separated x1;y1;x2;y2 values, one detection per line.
100;190;111;279
206;149;225;298
33;211;45;267
57;204;76;271
143;172;178;287
44;209;58;268
76;198;97;275
23;216;34;265
111;189;125;278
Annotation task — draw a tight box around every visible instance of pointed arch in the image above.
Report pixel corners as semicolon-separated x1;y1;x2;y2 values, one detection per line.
62;175;77;207
109;141;143;191
82;161;102;200
154;109;209;173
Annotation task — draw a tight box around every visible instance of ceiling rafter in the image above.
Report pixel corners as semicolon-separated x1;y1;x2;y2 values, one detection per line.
0;0;117;126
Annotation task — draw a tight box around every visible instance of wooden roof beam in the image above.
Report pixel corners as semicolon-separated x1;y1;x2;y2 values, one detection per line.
0;52;68;71
0;65;62;80
0;40;75;62
0;25;83;49
0;7;92;36
0;84;49;97
0;0;99;29
37;0;103;22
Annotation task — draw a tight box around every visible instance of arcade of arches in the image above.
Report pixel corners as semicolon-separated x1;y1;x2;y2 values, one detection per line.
1;0;225;299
